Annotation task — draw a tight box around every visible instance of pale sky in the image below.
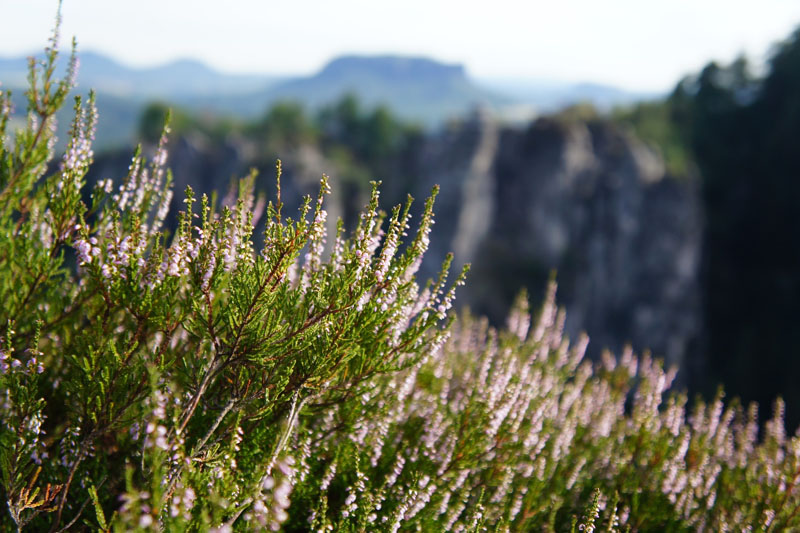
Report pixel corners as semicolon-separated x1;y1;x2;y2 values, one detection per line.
2;0;800;91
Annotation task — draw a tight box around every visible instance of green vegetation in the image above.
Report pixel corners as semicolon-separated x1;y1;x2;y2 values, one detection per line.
663;35;800;429
137;92;422;217
608;32;800;429
612;100;692;177
4;15;800;533
244;101;318;151
0;31;464;532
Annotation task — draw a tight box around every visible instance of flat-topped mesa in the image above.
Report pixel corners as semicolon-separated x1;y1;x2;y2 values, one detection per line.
318;55;468;83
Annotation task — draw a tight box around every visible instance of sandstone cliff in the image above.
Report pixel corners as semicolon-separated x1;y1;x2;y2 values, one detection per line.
413;113;702;372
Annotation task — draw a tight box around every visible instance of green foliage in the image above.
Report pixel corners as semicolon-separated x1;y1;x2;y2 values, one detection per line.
3;17;800;533
664;36;800;429
552;101;600;124
138;102;191;144
139;101;238;144
612;100;692;177
244;101;317;151
317;94;419;169
0;29;463;532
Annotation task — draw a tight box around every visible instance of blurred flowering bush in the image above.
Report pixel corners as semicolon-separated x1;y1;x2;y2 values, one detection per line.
3;20;800;533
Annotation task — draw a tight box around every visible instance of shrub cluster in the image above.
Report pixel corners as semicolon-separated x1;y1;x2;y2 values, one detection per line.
0;27;463;532
2;22;800;533
291;288;800;531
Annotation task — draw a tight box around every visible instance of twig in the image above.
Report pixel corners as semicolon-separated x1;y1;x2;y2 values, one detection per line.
222;391;312;528
164;397;239;501
177;248;289;435
176;359;221;435
54;476;107;533
192;396;238;457
48;436;94;533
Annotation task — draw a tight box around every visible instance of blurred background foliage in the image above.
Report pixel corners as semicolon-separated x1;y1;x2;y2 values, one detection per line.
616;29;800;424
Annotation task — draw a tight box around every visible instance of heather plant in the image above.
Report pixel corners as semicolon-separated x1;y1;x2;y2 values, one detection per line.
289;286;800;531
4;17;800;533
0;22;464;532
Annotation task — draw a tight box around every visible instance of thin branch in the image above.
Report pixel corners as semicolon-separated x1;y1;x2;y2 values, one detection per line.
176;359;222;435
48;435;94;533
177;244;294;435
164;396;239;502
222;391;312;529
194;396;237;456
54;476;107;533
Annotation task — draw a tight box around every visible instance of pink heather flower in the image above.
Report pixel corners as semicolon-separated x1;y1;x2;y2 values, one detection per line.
0;93;11;117
167;256;181;277
302;207;328;278
153;141;168;168
201;239;218;291
153;188;173;233
273;482;291;509
223;232;240;272
99;178;113;194
26;357;44;374
66;54;79;89
183;487;196;509
74;239;92;264
319;461;337;491
61;98;97;176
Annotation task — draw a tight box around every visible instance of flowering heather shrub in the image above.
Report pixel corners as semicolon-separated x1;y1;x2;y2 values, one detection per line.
3;21;800;533
290;287;800;531
0;27;464;532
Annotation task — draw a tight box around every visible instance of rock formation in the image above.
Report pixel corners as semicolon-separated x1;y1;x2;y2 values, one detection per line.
414;112;703;373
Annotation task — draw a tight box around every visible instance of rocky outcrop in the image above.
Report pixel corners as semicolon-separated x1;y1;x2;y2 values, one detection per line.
412;113;702;373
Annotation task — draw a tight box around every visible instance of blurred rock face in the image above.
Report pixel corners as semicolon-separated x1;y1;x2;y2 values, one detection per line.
414;113;702;373
88;111;703;375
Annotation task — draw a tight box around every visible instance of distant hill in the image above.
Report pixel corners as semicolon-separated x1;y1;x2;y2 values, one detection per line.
0;51;280;99
0;51;283;149
255;55;509;125
479;78;661;114
0;51;656;147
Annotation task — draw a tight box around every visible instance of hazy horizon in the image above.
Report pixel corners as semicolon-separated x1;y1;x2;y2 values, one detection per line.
0;48;667;97
3;0;800;92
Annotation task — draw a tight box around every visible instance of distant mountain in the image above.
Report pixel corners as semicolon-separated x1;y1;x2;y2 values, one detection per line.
481;78;662;114
0;51;281;98
197;55;510;125
0;51;283;149
0;51;657;147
